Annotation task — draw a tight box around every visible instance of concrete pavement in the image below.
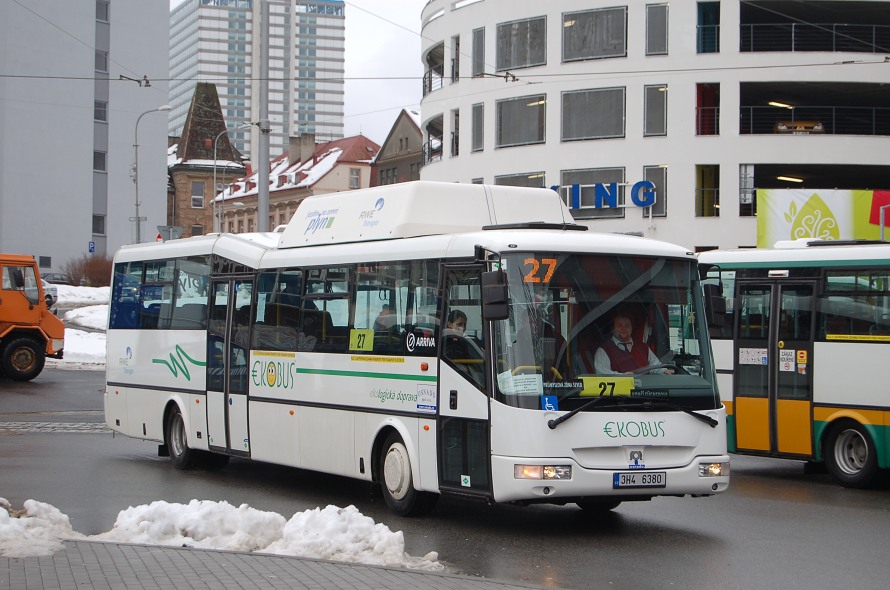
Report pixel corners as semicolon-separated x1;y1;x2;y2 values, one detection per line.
1;540;551;590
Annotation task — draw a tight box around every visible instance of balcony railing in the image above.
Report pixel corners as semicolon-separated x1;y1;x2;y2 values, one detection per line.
740;22;890;53
422;69;444;97
421;139;443;166
740;106;890;136
696;107;720;136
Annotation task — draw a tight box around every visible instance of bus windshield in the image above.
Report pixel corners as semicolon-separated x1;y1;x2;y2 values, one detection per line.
491;252;717;411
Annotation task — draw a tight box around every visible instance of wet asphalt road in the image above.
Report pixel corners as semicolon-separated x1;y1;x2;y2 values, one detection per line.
2;368;889;590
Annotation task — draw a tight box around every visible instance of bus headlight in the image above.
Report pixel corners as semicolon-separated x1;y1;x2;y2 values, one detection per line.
699;462;730;477
514;465;572;480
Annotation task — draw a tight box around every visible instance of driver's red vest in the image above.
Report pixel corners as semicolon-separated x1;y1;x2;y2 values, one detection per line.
600;339;649;373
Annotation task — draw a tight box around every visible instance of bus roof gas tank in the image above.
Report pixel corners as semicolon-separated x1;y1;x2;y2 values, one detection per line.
278;181;573;248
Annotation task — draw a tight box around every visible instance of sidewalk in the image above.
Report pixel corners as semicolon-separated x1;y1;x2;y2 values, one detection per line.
1;540;551;590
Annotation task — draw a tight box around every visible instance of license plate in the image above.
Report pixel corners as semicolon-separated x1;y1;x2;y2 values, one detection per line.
612;471;666;488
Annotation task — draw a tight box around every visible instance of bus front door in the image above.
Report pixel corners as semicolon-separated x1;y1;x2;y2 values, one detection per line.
734;281;815;457
206;278;253;456
438;266;492;497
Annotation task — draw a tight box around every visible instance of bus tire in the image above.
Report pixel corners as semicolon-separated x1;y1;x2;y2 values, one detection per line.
1;337;45;381
165;406;198;470
576;498;622;512
825;421;878;489
379;432;437;517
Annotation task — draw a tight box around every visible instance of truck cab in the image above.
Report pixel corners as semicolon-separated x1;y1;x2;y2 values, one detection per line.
0;254;65;380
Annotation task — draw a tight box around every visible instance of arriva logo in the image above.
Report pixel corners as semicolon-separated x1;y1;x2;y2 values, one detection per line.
406;332;436;353
603;420;666;439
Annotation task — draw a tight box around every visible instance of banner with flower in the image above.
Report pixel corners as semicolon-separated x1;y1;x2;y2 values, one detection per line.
757;189;890;247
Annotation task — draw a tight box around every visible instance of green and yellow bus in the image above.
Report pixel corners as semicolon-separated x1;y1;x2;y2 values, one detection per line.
699;240;890;488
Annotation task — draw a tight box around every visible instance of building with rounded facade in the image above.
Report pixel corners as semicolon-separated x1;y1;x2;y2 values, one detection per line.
418;0;890;251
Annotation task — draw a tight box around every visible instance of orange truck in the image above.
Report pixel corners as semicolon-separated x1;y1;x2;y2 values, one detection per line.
0;254;64;380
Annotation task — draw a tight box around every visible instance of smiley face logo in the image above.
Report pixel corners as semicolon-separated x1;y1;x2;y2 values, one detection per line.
266;363;277;387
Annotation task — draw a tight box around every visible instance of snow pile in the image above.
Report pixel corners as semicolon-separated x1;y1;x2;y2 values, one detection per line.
0;498;441;570
0;498;85;557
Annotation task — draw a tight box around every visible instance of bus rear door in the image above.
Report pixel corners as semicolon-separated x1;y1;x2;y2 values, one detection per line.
734;280;816;457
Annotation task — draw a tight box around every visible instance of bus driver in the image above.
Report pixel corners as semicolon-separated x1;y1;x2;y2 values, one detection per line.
595;312;674;375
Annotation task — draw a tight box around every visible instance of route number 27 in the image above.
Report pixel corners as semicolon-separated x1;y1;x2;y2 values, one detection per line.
522;257;557;284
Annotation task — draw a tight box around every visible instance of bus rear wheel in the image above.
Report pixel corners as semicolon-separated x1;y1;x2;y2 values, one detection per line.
1;337;45;381
825;421;878;488
165;406;198;470
379;432;437;516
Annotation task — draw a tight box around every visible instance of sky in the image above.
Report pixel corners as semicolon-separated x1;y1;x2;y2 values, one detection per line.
170;0;427;145
2;287;441;568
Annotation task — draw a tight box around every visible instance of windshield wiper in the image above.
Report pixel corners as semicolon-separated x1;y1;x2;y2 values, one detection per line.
629;398;719;428
547;396;719;430
547;396;617;429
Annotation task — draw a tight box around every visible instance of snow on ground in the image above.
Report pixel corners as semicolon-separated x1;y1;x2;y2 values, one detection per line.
0;498;441;568
10;287;442;569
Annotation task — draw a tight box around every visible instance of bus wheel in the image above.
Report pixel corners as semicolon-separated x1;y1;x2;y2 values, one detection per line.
379;433;437;516
1;337;45;381
165;406;197;470
825;421;878;488
576;498;622;512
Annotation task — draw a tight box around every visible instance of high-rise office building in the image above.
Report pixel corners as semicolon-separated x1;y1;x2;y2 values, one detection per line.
1;0;169;265
169;0;345;162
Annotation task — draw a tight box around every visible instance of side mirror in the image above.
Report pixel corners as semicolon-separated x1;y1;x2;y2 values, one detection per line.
481;270;508;321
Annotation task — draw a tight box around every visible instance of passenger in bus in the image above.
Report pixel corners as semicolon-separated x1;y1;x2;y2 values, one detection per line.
445;309;467;334
595;312;674;375
373;303;396;331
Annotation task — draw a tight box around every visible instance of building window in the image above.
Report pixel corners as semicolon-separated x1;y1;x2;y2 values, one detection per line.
471;178;484;184
95;50;108;73
349;168;361;189
563;7;626;62
496;16;546;71
562;88;624;141
237;220;244;233
94;101;107;122
191;181;205;208
696;83;720;135
96;0;109;22
93;151;106;172
642;165;667;218
697;2;720;53
644;85;667;136
494;172;546;188
497;94;546;147
739;164;756;217
451;35;460;83
471;103;484;152
561;167;626;219
450;109;460;157
646;4;669;55
191;225;204;236
696;164;720;217
472;27;485;77
92;215;106;235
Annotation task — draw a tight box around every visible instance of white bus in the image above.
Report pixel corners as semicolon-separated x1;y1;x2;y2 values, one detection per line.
105;181;729;515
699;240;890;488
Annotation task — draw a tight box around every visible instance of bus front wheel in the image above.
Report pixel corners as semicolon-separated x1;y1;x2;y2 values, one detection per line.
165;406;198;470
379;432;437;517
825;421;878;488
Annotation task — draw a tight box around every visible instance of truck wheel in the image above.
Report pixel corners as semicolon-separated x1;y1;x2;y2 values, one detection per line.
379;432;437;516
165;406;198;469
825;421;878;488
1;337;45;381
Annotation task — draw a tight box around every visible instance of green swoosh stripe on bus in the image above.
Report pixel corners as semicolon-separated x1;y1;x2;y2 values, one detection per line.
152;345;206;380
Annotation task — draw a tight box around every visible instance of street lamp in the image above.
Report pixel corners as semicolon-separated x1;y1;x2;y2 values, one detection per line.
213;123;253;233
133;105;171;243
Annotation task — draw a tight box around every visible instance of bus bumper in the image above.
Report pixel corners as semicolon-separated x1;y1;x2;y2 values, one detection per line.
490;454;731;503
